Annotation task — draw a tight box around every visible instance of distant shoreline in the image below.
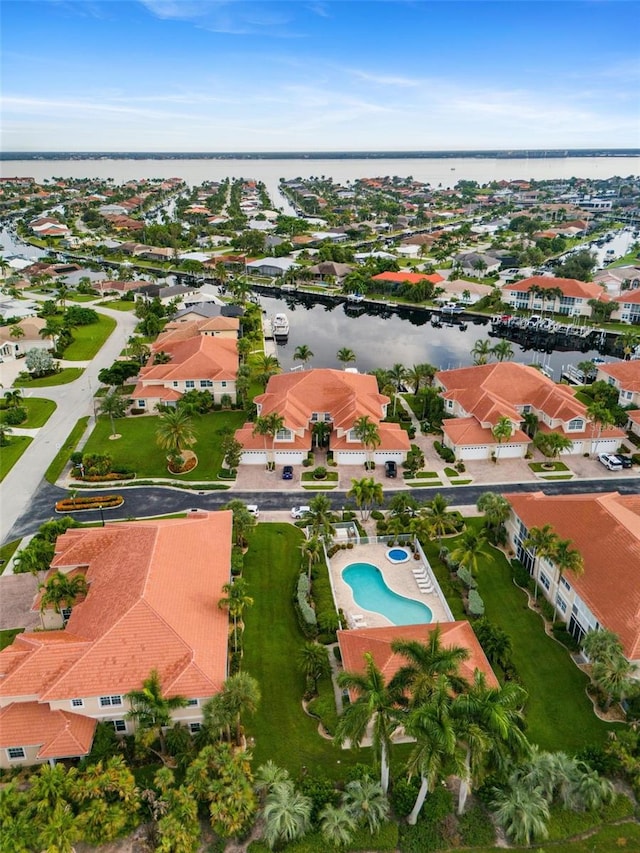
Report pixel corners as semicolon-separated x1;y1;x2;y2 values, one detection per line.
2;148;639;162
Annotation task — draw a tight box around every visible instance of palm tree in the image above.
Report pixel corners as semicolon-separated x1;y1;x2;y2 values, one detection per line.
262;780;312;849
422;493;458;546
476;492;510;539
293;344;314;368
301;535;323;582
3;389;22;409
592;655;634;711
218;578;254;653
127;336;150;365
403;677;459;824
352;415;381;470
581;628;624;665
228;275;254;304
533;430;573;467
254;353;281;389
523;524;559;601
491;416;513;462
491;339;514;362
99;389;128;438
347;477;384;522
312;419;331;449
491;781;550;846
39;318;62;350
335;653;403;794
452;673;529;814
471;339;493;365
125;669;188;756
252;412;284;470
298;642;330;694
342;777;389;833
522;411;539;439
39;571;88;618
586;400;615;455
155;408;196;456
219;671;261;745
450;528;487;576
337;347;356;369
319;803;356;847
388;492;419;519
0;423;13;447
551;538;584;621
305;494;335;542
9;324;25;342
387;362;407;415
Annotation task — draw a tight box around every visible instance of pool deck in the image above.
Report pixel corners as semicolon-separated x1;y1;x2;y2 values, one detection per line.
329;541;451;628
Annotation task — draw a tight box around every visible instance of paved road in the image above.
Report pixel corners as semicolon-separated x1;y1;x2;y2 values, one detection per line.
5;475;639;543
0;305;138;543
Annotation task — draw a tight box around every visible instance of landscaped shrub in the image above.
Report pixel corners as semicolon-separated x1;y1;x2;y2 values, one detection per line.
552;622;580;651
55;494;124;512
390;776;421;818
376;519;389;535
468;589;485;616
539;597;555;623
371;509;385;521
312;570;339;643
398;785;454;853
433;440;455;463
456;566;477;589
299;774;339;824
231;546;244;577
511;558;533;590
3;406;27;425
295;573;317;637
458;804;496;846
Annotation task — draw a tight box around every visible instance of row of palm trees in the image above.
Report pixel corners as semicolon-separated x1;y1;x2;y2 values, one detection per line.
523;523;584;620
291;345;359;370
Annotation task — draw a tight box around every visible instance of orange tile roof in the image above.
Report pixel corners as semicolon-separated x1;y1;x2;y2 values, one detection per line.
139;336;238;383
596;361;640;393
234;422;309;451
506;492;640;660
442;417;529;446
0;702;96;759
331;422;411;452
337;622;498;689
371;271;444;285
131;384;183;402
614;290;640;305
153;319;207;347
0;513;232;702
254;369;390;432
200;316;240;333
506;276;610;302
627;409;640;426
436;363;587;428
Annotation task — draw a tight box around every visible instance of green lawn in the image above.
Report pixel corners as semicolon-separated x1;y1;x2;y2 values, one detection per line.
17;368;84;387
0;397;56;428
449;821;640;853
446;520;613;751
529;460;570;472
0;629;24;650
0;539;20;566
242;523;366;780
63;314;116;360
81;410;247;480
0;436;33;480
45;417;90;484
97;299;136;311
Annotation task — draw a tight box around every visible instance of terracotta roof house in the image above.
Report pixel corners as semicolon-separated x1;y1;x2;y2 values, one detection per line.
337;622;499;695
132;335;238;410
611;288;640;325
235;368;410;466
435;362;624;460
627;408;640;439
0;512;232;768
505;492;640;667
0;317;50;359
595;361;640;407
370;271;444;288
502;276;610;318
435;279;494;305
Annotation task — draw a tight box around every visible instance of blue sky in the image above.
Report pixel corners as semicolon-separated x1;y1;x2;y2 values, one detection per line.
2;0;639;152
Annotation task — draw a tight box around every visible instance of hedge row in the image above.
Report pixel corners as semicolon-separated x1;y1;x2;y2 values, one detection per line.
56;495;123;512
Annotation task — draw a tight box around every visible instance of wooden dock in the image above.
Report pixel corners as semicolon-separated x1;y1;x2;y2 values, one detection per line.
262;315;278;356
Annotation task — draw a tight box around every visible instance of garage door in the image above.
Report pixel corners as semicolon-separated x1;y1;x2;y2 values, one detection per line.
274;452;305;465
373;450;405;463
336;450;367;464
241;450;268;465
459;445;490;460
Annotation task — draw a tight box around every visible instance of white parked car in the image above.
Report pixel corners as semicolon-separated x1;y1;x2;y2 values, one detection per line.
291;505;311;519
598;453;623;471
246;504;260;518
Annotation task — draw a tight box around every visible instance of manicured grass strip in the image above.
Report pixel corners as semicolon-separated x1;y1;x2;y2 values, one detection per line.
0;436;32;481
448;820;640;853
529;461;570;472
541;474;574;480
0;629;23;651
97;300;136;311
45;416;90;484
302;484;338;490
414;471;439;478
81;410;247;481
301;471;339;481
63;313;116;360
242;524;364;780
457;520;613;751
17;368;84;387
408;480;443;488
0;539;20;566
450;479;473;485
0;397;56;428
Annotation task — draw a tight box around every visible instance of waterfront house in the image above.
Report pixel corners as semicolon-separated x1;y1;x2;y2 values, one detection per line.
505;491;640;669
611;289;640;325
234;368;410;466
245;257;295;277
132;335;238;410
502;276;610;318
370;271;444;290
453;252;501;276
435;362;624;460
0;512;232;768
435;279;494;305
595;361;640;407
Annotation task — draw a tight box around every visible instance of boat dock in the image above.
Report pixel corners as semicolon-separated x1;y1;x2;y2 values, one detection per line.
262;315;278;356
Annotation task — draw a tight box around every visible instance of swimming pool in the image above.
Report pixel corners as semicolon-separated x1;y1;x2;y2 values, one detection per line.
387;547;411;564
342;562;433;625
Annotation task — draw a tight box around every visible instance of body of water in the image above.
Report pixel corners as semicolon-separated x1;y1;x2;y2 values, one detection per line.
342;562;433;626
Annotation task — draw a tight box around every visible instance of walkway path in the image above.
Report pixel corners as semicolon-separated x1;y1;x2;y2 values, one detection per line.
0;305;138;543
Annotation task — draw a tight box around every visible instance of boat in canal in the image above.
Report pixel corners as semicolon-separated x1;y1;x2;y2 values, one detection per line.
273;313;290;336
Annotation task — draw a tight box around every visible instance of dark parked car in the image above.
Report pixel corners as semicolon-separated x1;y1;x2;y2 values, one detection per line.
385;460;397;478
282;465;294;480
614;454;633;469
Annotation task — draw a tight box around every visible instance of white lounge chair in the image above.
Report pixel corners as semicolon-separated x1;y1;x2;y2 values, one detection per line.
412;570;428;579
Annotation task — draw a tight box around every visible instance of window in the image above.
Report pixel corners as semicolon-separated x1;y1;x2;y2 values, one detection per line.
185;380;195;389
568;418;584;431
200;380;213;388
71;698;84;708
311;413;318;422
7;747;25;760
275;428;292;441
100;695;123;707
186;698;199;707
324;413;332;422
172;381;179;387
556;595;567;614
221;381;227;388
560;576;571;592
108;720;127;733
61;607;72;623
189;722;201;734
539;572;551;591
137;400;146;408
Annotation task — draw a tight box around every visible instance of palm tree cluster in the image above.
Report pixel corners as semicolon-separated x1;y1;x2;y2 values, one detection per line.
471;338;514;365
582;629;637;712
335;628;530;826
523;524;584;619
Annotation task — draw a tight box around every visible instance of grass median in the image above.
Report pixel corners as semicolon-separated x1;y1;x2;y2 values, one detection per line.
0;398;56;428
0;436;33;481
63;314;117;360
45;417;90;484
